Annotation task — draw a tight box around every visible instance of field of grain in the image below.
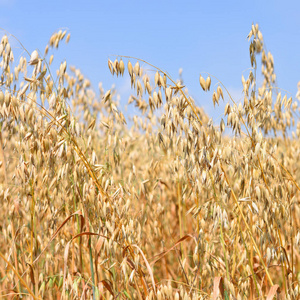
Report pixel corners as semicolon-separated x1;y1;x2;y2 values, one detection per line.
0;24;299;299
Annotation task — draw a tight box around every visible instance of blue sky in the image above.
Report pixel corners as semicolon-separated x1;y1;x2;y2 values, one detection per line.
1;0;300;122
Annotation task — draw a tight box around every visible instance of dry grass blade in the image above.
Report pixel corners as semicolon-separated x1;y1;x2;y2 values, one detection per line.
99;279;114;297
150;235;194;265
131;245;156;295
212;276;225;300
266;284;280;300
33;210;84;265
0;252;39;300
63;232;109;297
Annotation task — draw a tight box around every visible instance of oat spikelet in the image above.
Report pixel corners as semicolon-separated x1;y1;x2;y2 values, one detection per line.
206;76;211;91
119;59;125;76
199;75;206;91
134;61;140;76
212;91;218;106
108;59;114;75
128;60;133;76
217;86;224;100
155;71;160;86
220;118;225;133
29;50;39;65
0;90;4;105
66;33;71;43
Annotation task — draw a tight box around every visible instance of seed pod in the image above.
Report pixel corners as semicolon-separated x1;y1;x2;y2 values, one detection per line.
48;278;54;288
111;103;118;113
88;118;96;130
212;91;218;106
1;35;8;46
66;33;71;43
61;31;66;40
130;73;136;88
134;61;140;76
146;81;151;94
127;60;133;76
0;90;4;105
158;90;163;106
166;87;172;101
108;59;114;75
163;74;167;87
58;276;63;288
224;103;231;115
137;80;143;96
206;76;211;91
155;71;160;86
217;86;224;100
119;112;127;124
54;38;59;48
59;61;67;75
29;50;39;65
57;30;62;40
157;290;162;300
199;75;206;91
5;43;11;56
44;45;49;56
255;186;261;200
254;143;260;156
103;90;111;102
160;74;165;88
119;59;125;75
220;118;225;133
11;95;18;108
5;90;10;106
39;281;46;298
113;59;119;76
153;91;158;107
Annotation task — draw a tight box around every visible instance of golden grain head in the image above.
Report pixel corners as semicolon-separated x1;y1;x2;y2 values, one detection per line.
0;23;298;300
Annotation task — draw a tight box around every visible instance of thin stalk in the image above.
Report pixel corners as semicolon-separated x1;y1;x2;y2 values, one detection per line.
30;179;36;265
290;204;294;285
0;251;39;300
71;175;82;272
239;221;260;297
133;276;143;300
277;228;288;294
250;159;254;295
221;165;273;286
219;218;230;282
10;217;22;297
177;179;183;256
88;236;96;300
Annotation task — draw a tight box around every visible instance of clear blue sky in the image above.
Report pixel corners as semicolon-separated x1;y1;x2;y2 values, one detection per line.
1;0;300;121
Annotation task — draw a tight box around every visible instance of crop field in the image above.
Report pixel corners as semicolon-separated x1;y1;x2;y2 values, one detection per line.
0;24;299;299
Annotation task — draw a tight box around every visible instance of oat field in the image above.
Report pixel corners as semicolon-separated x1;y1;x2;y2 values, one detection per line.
0;24;299;299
